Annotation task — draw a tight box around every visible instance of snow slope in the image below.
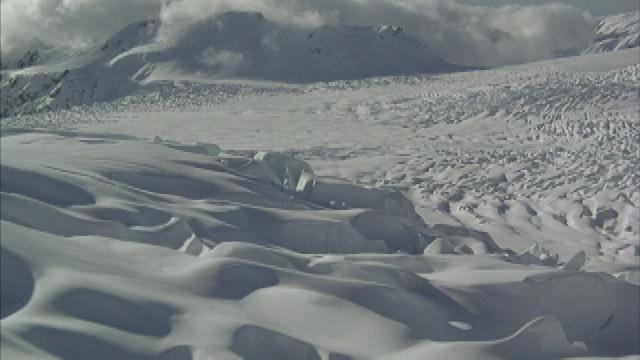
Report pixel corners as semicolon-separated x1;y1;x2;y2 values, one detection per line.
0;19;162;117
584;11;640;54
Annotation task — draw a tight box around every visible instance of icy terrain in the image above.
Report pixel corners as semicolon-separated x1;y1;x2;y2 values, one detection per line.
1;8;640;360
584;11;640;54
1;10;638;117
0;12;467;117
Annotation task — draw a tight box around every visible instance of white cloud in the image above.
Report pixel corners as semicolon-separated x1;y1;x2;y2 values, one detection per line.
158;0;595;66
1;0;162;60
198;48;245;71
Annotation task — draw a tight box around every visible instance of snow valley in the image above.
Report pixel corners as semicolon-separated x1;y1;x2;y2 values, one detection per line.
1;4;639;360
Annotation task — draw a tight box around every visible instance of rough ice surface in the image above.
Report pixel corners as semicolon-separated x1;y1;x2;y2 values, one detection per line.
1;8;639;360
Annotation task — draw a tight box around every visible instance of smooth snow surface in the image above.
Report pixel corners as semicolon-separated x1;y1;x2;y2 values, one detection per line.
1;19;640;360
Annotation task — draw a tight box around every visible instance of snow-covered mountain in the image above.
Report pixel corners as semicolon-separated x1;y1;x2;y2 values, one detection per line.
2;10;638;118
584;11;640;54
162;12;465;80
0;12;466;118
0;19;161;117
0;50;42;71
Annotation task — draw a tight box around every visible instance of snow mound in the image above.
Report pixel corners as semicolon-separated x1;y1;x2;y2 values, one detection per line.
525;271;640;354
1;130;638;358
254;151;314;190
0;131;433;255
0;248;34;319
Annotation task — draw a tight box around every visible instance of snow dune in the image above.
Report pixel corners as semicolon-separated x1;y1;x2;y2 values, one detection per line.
1;130;638;359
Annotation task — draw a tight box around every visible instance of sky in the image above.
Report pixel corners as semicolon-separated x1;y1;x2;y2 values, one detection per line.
455;0;639;16
0;0;637;65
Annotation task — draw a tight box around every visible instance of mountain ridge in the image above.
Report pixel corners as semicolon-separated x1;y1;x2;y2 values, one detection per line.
1;12;469;117
2;10;638;118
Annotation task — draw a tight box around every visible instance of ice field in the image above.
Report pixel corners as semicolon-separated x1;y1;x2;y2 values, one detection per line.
1;5;639;360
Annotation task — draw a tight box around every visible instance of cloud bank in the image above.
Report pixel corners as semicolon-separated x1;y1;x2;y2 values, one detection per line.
1;0;596;66
0;0;162;60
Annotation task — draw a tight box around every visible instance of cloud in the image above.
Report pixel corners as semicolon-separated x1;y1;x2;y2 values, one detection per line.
198;48;245;72
1;0;596;67
159;0;595;66
1;0;162;61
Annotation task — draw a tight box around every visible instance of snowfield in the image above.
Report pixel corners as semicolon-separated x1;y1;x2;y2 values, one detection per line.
1;9;640;360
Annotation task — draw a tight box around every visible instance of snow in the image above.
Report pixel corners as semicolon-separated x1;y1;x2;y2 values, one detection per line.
1;9;640;360
584;11;640;55
0;12;466;117
5;10;635;118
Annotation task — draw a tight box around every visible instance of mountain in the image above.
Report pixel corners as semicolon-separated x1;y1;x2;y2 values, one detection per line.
0;19;160;117
3;10;637;118
0;12;466;118
584;11;639;54
163;12;465;81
